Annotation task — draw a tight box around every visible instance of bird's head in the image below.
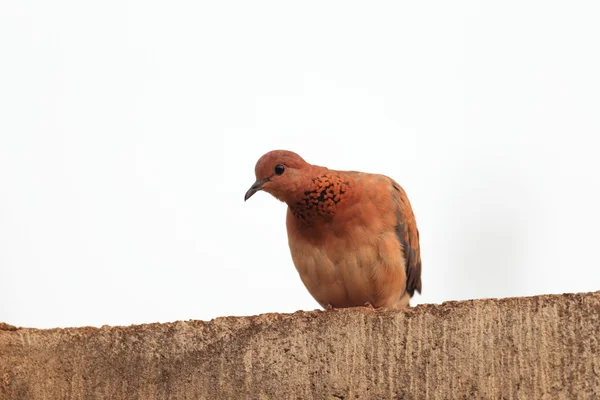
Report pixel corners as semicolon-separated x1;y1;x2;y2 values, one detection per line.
244;150;311;203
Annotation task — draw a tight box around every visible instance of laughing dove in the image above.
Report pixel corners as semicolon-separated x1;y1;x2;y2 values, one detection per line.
245;150;422;309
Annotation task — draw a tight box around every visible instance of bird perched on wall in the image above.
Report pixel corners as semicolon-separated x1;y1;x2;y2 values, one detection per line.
244;150;422;309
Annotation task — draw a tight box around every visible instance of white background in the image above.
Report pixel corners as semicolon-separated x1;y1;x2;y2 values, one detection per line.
1;1;599;328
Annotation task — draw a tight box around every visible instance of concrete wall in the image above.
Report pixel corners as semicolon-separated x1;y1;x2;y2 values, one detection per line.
1;292;599;399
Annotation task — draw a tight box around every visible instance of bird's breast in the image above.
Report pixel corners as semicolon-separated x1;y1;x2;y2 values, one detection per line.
286;208;406;309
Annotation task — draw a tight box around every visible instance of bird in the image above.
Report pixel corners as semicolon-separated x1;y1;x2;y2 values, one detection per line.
244;150;422;309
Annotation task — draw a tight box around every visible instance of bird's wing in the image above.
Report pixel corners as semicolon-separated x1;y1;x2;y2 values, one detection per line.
390;179;422;296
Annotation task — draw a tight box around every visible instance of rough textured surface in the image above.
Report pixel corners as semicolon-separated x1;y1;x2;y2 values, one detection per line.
1;292;599;399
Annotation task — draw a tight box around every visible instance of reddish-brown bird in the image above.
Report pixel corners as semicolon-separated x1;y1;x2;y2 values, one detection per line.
245;150;422;309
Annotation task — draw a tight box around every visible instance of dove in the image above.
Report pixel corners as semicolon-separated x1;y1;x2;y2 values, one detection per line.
245;150;421;309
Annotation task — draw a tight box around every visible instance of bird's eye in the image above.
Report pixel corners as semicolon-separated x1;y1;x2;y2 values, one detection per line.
274;164;285;175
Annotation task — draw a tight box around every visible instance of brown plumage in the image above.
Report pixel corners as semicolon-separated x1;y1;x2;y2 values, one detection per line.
245;150;422;309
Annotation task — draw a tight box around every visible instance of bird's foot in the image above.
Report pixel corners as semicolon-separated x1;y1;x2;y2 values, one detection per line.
326;303;337;311
363;302;375;309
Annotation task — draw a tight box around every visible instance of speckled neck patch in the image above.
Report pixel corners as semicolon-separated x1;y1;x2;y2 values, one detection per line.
290;173;351;222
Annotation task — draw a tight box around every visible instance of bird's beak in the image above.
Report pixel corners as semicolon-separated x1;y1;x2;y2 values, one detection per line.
244;178;268;201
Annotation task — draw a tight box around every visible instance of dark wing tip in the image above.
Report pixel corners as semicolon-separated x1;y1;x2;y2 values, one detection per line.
391;179;422;297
